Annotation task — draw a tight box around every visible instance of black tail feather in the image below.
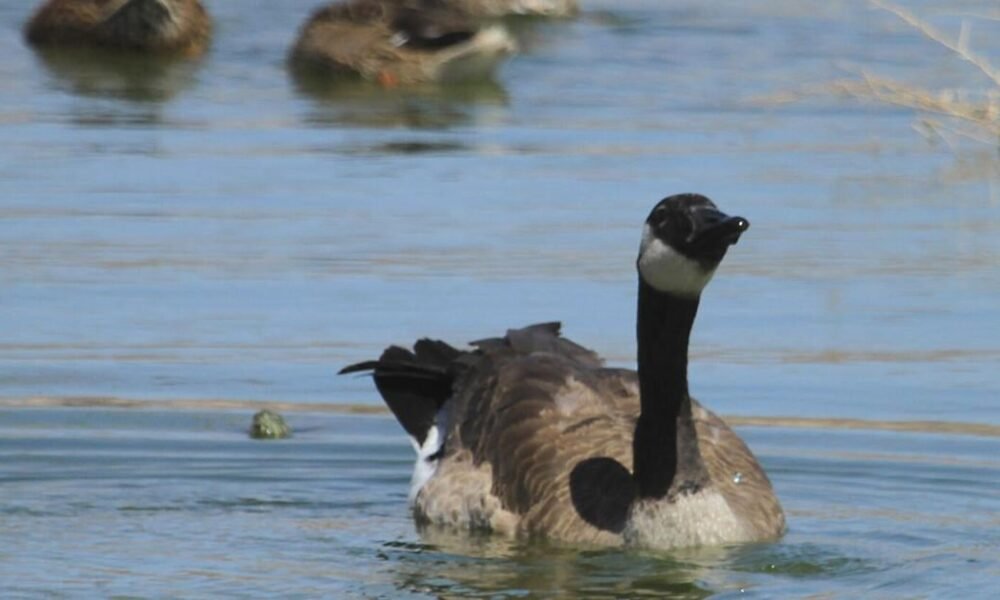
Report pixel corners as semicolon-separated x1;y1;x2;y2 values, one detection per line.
337;360;382;375
339;341;463;446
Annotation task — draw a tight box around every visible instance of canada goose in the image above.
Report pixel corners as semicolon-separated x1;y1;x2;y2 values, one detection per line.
341;194;785;549
24;0;211;56
290;0;517;86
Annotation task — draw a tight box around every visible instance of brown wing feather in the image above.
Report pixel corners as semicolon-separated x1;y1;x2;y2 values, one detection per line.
424;335;640;543
692;403;786;539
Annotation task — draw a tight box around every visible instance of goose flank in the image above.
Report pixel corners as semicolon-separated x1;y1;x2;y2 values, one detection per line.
341;193;786;549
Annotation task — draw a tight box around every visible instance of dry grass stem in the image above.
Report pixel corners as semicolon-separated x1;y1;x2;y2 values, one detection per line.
755;1;999;145
833;72;1000;137
870;0;1000;87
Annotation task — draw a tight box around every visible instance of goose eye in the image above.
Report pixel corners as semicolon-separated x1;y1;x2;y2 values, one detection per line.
661;212;691;242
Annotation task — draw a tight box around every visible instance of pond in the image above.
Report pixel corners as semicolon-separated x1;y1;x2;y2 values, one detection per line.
1;0;998;596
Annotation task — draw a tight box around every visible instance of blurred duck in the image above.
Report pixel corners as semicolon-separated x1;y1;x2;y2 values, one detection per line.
24;0;211;56
290;0;517;86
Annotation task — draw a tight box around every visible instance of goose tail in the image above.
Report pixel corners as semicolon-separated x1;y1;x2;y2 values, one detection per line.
338;322;599;448
339;338;465;448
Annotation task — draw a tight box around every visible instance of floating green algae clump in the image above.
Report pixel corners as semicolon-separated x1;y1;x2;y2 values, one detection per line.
249;409;291;439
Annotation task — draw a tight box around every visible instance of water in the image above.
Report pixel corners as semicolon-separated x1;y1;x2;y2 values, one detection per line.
1;0;999;596
2;409;997;597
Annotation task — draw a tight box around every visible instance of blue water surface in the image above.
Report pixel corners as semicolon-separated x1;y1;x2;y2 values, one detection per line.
1;0;998;596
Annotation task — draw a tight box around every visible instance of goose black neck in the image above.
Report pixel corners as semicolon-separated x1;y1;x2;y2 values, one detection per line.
632;278;707;499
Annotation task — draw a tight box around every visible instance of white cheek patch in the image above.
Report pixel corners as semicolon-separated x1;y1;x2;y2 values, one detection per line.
638;224;714;297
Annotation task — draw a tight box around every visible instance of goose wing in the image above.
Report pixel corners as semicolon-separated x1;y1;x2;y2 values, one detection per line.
420;324;641;543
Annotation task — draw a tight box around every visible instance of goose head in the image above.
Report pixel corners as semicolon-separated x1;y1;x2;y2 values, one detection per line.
637;193;749;298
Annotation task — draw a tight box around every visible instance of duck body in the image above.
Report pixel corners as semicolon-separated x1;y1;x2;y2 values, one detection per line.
290;0;516;85
25;0;211;56
342;194;785;549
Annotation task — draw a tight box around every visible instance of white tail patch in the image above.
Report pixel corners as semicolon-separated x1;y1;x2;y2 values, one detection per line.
637;224;714;297
408;423;443;503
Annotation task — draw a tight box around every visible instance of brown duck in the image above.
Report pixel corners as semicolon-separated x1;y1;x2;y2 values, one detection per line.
341;194;786;549
25;0;211;56
290;0;517;86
